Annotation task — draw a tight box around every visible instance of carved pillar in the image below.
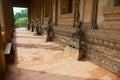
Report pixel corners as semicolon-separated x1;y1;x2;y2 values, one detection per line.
1;0;14;42
77;0;80;22
0;20;6;74
53;0;56;25
49;0;53;22
31;0;33;20
82;0;85;22
57;0;61;25
73;0;80;27
34;0;37;19
41;0;43;24
42;0;45;24
35;0;39;19
28;0;31;23
38;0;42;23
55;0;58;25
91;0;98;29
40;0;44;24
0;23;1;48
0;21;2;74
31;0;35;20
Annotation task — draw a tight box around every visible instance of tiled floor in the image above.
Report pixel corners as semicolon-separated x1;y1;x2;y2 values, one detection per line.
2;28;120;80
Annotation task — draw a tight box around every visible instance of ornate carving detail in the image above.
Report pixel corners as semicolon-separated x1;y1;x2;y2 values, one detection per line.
54;29;72;37
103;7;120;14
86;48;120;76
104;14;120;21
45;20;54;42
85;37;120;51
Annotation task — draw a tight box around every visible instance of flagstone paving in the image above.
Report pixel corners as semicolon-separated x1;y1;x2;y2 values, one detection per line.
2;28;120;80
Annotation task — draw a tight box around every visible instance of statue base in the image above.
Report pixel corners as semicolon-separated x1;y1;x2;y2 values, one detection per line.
64;39;84;60
64;46;84;60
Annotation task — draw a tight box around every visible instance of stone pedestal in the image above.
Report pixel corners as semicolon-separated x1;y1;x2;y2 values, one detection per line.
64;39;84;60
30;24;34;32
33;25;42;36
27;24;30;30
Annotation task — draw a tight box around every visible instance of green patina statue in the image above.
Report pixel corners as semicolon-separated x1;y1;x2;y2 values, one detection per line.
45;20;54;42
27;23;30;30
34;19;42;35
30;20;34;32
72;21;83;39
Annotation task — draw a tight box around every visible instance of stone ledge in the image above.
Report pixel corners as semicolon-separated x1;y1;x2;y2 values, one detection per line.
85;29;120;42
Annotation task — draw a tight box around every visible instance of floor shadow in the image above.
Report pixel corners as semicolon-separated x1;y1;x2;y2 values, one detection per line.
16;43;64;51
1;67;99;80
14;36;43;39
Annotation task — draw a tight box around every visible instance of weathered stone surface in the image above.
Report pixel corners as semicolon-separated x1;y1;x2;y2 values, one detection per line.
2;28;120;80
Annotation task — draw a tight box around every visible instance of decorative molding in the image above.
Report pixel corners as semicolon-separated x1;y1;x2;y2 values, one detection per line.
91;0;98;29
104;14;120;21
103;7;120;14
85;36;120;51
53;26;75;37
86;48;120;76
54;29;72;37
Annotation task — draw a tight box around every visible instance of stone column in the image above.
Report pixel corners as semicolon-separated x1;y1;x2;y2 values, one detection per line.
28;0;31;24
91;0;98;29
1;0;14;42
58;0;61;25
0;21;2;72
0;21;6;74
38;0;42;23
31;0;33;21
73;0;80;27
54;0;58;25
40;0;43;24
42;0;45;24
53;0;56;24
49;0;53;22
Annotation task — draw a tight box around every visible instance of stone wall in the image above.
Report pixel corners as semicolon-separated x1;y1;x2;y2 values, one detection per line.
30;0;120;76
84;29;120;76
53;0;120;76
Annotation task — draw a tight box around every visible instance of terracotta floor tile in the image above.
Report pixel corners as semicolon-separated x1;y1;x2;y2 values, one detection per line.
2;28;120;80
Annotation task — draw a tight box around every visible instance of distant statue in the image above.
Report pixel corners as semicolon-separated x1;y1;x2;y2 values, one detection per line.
30;20;34;32
27;23;30;30
72;21;83;39
33;21;37;35
37;19;42;35
45;20;54;42
34;19;42;35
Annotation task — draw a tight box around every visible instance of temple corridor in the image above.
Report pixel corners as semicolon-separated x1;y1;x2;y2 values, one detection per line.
1;28;119;80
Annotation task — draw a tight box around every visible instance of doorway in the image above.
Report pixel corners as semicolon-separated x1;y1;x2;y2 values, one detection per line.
13;7;28;28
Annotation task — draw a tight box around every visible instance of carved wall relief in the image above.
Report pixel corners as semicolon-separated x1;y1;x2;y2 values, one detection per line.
84;29;120;76
86;44;120;76
100;6;120;30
